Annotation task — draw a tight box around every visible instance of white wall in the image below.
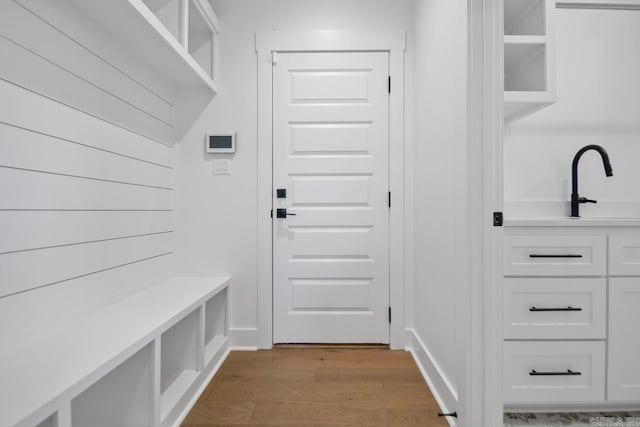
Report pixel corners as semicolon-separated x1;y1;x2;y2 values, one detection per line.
175;0;414;335
411;0;469;415
0;1;175;339
504;8;640;218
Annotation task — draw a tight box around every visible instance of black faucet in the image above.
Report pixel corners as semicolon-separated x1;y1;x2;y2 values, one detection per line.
570;145;613;217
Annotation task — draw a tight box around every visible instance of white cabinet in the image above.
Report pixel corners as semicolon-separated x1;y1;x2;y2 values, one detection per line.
503;0;556;123
503;228;640;409
608;278;640;401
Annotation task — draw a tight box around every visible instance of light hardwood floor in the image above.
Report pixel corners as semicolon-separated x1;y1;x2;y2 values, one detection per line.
182;348;450;426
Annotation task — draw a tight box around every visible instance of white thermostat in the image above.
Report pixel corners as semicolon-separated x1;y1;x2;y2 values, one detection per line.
206;132;236;153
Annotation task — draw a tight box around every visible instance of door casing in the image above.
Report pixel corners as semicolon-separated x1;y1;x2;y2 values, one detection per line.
256;30;407;349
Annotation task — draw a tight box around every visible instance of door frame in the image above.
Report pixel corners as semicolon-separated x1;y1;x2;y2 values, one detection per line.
256;30;407;349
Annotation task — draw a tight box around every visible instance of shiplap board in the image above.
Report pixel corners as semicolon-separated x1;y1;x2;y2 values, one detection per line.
0;167;173;210
0;232;173;298
0;79;173;167
15;0;176;106
0;254;173;342
0;34;174;144
2;0;175;126
0;123;173;189
0;211;174;254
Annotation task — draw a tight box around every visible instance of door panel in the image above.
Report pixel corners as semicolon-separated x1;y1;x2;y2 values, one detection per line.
273;52;389;343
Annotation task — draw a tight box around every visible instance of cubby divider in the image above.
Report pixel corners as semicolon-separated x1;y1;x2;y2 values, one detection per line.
160;308;201;421
187;0;217;80
204;288;228;365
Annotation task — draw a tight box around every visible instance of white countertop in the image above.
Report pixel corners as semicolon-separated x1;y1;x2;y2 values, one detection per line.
504;218;640;227
504;201;640;227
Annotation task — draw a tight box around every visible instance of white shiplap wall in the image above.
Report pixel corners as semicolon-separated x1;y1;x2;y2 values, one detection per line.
0;0;176;338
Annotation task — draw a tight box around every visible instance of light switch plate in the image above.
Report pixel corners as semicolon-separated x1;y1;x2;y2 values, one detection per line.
213;159;231;175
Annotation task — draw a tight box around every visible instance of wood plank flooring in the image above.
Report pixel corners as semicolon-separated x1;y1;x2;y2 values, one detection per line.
182;348;449;427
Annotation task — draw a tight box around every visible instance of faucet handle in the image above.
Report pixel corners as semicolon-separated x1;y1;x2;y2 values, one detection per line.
579;197;597;204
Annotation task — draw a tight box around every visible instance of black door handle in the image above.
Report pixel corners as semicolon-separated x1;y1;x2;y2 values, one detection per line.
276;208;296;218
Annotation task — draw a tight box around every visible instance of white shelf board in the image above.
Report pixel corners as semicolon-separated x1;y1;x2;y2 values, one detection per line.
68;0;217;93
504;93;554;123
0;276;229;426
205;335;227;366
160;369;199;421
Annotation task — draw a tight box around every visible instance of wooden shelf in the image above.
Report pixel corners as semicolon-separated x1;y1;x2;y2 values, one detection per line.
69;0;218;93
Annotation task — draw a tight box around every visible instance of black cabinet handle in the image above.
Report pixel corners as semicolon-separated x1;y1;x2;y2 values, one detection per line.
529;369;582;376
529;306;583;312
529;254;583;258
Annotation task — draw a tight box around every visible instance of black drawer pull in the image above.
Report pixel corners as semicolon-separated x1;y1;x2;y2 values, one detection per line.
530;306;583;312
529;254;583;258
529;369;582;376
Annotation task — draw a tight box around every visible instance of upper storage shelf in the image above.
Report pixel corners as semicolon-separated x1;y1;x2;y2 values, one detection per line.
504;0;556;123
71;0;219;93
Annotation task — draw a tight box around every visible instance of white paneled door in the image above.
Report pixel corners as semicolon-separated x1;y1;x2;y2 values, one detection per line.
273;52;390;343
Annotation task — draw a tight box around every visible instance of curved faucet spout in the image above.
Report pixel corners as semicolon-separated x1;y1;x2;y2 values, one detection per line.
571;145;614;218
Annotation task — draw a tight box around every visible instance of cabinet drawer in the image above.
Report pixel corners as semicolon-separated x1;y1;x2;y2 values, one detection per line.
503;278;606;339
504;235;606;276
610;236;640;276
504;341;605;404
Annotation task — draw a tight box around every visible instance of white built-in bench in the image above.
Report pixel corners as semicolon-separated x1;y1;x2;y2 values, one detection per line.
0;276;230;427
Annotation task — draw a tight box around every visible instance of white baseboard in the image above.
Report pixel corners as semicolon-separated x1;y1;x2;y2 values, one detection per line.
229;327;258;349
405;328;459;427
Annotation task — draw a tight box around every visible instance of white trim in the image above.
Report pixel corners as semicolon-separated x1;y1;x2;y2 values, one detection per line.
556;0;640;9
466;0;504;426
256;30;407;349
228;327;258;348
406;328;458;427
255;30;406;53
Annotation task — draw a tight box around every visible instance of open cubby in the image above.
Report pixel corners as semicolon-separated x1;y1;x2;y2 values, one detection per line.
141;0;183;42
504;0;546;36
160;308;200;420
505;43;547;92
71;344;153;427
204;288;227;364
35;414;56;427
188;0;216;80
